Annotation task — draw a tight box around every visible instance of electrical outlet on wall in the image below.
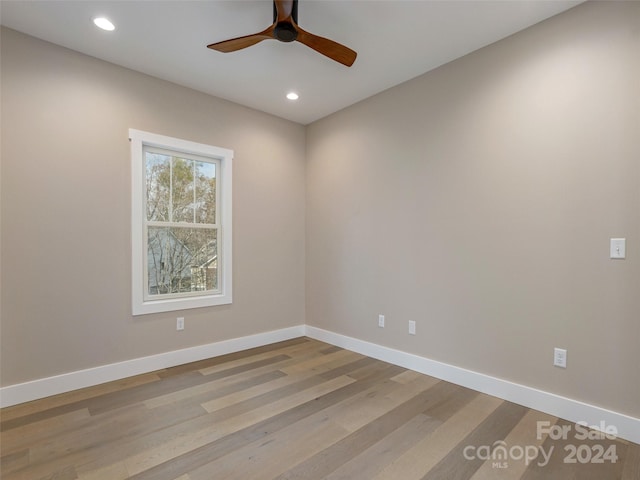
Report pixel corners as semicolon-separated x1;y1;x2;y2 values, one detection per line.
554;348;567;368
408;320;416;335
177;317;185;331
378;315;385;328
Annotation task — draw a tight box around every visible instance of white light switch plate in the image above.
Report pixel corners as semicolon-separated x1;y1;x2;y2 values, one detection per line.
610;238;626;259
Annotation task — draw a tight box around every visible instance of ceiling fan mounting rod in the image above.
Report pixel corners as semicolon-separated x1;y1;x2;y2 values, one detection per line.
274;0;298;24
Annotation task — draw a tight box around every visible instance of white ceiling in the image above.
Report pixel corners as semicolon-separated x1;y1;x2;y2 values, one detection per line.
1;0;583;125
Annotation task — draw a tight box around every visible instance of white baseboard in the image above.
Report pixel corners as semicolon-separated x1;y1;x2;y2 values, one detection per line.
0;325;305;408
3;323;638;446
304;325;640;445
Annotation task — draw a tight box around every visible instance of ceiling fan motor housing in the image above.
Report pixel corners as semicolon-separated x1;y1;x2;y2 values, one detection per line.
274;22;298;42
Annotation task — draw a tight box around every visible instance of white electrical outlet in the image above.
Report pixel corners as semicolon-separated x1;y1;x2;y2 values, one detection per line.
554;348;567;368
378;315;385;328
177;317;185;331
408;320;416;335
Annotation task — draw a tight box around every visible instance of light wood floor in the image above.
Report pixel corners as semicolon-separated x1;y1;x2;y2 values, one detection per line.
1;337;638;479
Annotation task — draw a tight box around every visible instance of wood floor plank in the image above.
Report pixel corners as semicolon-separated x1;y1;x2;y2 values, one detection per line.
373;393;504;480
390;370;431;384
155;338;309;378
200;360;361;421
469;410;557;480
318;345;343;355
196;339;327;376
421;401;529;479
1;338;636;480
86;355;292;417
183;366;434;479
520;418;627;480
3;390;207;480
328;375;440;433
1;371;207;434
126;363;405;480
198;352;374;415
89;353;376;478
144;369;286;410
279;348;364;375
323;413;442;480
622;440;640;480
123;375;356;476
1;408;91;456
200;371;314;413
185;416;351;480
155;344;337;411
274;379;445;479
38;465;78;480
317;356;380;380
23;401;206;475
76;461;129;480
272;379;476;480
0;373;162;424
0;448;30;476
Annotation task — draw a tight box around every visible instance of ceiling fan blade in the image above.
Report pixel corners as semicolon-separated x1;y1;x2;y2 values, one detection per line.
296;27;357;67
274;0;295;22
207;26;275;53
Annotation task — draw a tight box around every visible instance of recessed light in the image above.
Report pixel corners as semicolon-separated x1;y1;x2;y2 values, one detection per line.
286;92;299;101
93;17;115;31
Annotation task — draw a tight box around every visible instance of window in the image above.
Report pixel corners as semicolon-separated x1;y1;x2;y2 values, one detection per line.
130;129;232;315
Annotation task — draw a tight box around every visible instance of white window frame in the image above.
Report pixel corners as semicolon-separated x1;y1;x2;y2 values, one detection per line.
130;129;233;315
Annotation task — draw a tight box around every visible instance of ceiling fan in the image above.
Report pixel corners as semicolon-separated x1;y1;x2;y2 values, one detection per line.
207;0;357;67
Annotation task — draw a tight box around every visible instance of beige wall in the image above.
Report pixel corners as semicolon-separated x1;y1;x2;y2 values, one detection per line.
0;28;306;386
306;1;639;417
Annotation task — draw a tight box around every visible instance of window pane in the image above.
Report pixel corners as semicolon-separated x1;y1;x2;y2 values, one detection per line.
145;152;170;221
195;161;216;224
171;157;195;223
147;226;218;295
